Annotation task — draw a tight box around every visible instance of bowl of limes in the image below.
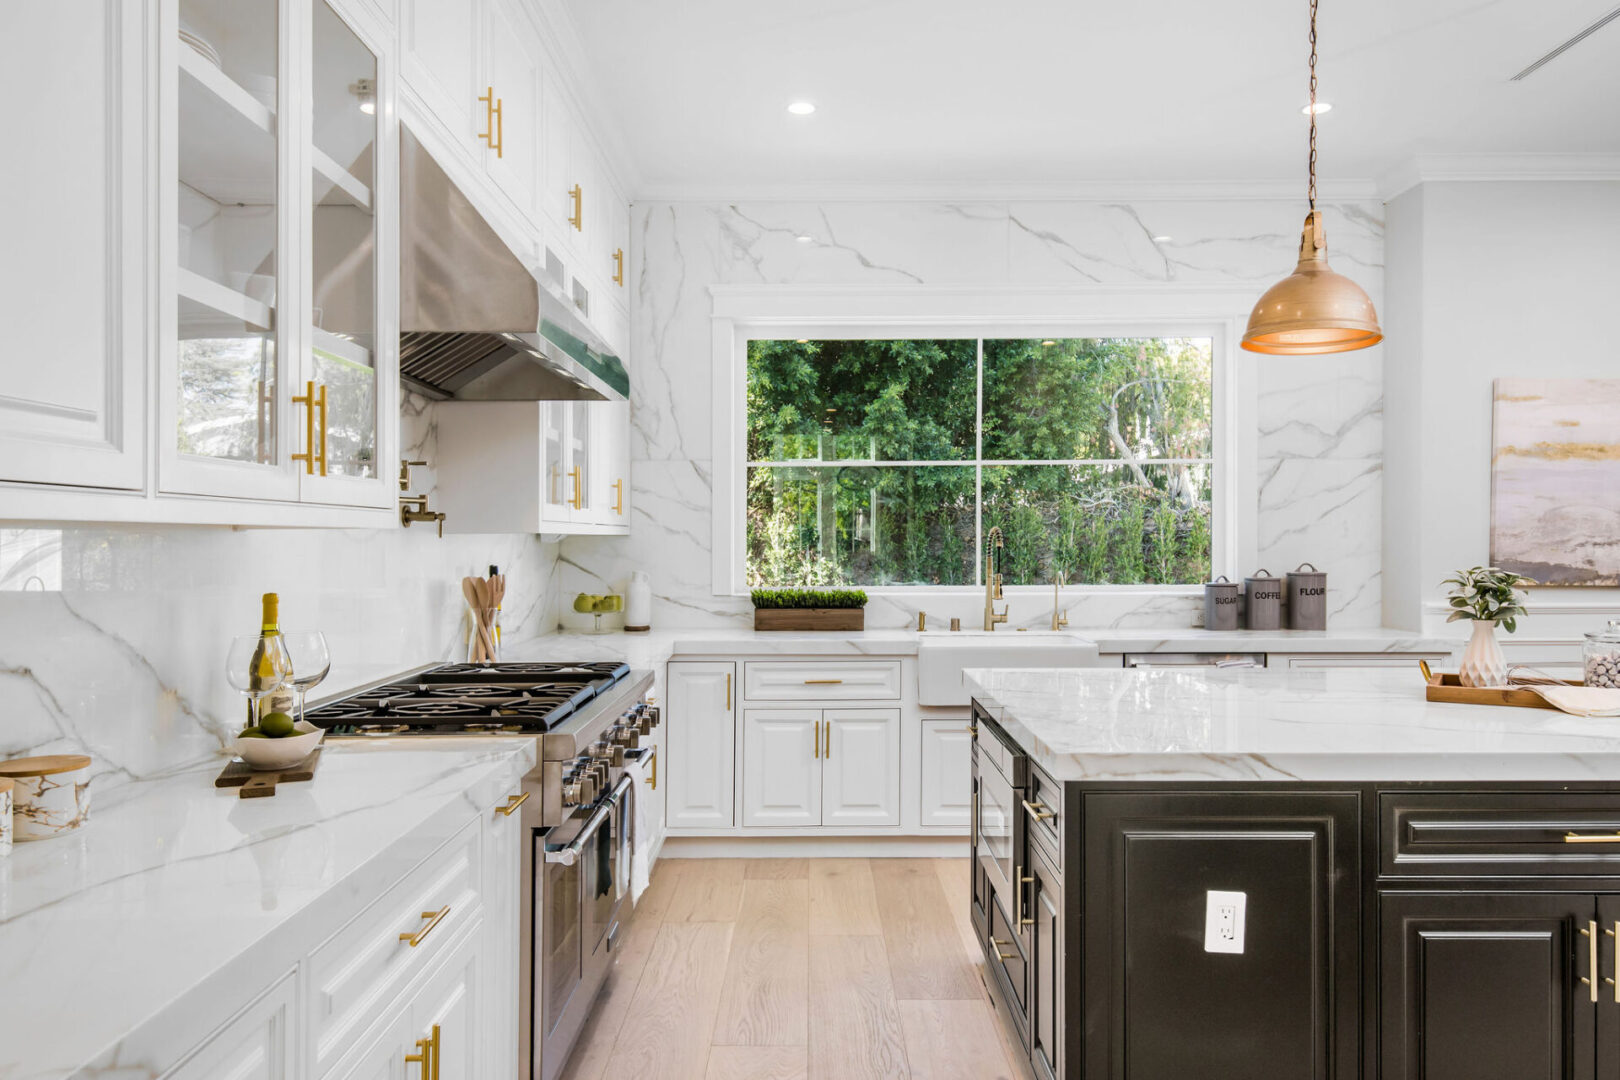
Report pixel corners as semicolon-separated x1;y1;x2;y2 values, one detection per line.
234;712;325;770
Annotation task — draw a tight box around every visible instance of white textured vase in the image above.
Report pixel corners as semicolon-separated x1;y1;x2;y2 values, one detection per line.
1459;620;1508;688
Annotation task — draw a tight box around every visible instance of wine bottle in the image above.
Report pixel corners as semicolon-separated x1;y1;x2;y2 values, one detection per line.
249;592;295;722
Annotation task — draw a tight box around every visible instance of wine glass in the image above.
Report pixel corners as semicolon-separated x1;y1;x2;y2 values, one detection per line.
226;634;290;729
281;630;331;724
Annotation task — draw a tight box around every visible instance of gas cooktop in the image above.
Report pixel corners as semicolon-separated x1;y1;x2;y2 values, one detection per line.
306;660;632;735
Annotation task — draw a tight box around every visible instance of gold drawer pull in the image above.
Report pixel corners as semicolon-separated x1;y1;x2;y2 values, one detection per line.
1565;831;1620;843
1584;921;1600;1002
613;248;625;286
1022;799;1056;822
569;184;583;230
613;478;624;515
569;466;583;509
399;905;450;947
404;1023;440;1079
803;678;843;685
991;937;1018;963
496;791;529;816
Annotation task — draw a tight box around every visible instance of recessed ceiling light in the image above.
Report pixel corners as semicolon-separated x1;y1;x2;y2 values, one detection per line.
1152;235;1173;243
1301;101;1332;116
787;101;816;116
795;234;814;244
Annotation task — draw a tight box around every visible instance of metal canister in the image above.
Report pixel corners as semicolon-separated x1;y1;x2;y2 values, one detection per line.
1243;569;1283;631
1286;562;1328;630
1203;575;1241;631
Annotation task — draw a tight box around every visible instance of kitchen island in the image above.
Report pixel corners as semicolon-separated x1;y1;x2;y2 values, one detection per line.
964;666;1620;1080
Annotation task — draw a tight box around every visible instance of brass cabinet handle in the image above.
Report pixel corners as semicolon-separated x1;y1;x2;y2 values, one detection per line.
399;906;450;947
405;1035;431;1079
991;937;1018;963
1017;865;1035;926
569;466;583;509
803;679;843;685
1022;799;1056;822
496;791;529;816
569;184;583;231
479;86;503;157
1608;923;1619;1002
823;719;830;759
291;381;327;475
1585;920;1600;1002
613;248;625;286
813;719;820;759
1565;832;1620;843
612;478;624;515
649;745;657;790
725;671;732;710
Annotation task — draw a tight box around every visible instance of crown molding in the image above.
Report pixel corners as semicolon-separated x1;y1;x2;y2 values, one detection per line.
1380;154;1620;200
631;177;1381;206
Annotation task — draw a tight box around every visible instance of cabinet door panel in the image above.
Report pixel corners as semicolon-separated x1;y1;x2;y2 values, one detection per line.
666;662;735;828
586;400;629;527
742;709;820;827
0;0;145;490
481;0;541;223
413;930;480;1080
400;0;479;142
162;972;294;1080
1083;792;1359;1080
823;708;899;827
1029;850;1062;1080
919;719;973;828
1381;891;1594;1080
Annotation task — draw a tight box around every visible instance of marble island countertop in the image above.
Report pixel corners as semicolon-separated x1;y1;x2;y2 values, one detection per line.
0;738;535;1080
965;666;1620;783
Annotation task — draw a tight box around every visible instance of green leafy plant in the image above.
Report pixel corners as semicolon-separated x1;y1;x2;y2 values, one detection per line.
750;587;869;610
1442;566;1534;632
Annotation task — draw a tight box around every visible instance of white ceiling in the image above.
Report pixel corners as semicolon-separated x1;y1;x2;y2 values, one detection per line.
562;0;1620;197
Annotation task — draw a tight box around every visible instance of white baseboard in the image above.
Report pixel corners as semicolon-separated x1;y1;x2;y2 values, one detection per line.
660;834;971;859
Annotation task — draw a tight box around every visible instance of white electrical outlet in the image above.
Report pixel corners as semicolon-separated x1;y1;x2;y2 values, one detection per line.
1204;890;1246;954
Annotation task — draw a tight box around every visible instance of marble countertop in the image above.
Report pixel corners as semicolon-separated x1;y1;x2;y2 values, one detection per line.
525;626;1453;664
0;738;535;1080
965;666;1620;783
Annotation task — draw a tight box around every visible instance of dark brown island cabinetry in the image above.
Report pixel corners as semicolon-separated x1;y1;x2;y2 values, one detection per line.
969;703;1620;1080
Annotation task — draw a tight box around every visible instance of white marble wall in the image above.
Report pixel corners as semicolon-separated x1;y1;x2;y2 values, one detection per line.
561;198;1386;630
0;393;562;791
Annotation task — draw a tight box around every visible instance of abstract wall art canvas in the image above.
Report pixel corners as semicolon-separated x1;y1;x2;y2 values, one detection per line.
1491;378;1620;586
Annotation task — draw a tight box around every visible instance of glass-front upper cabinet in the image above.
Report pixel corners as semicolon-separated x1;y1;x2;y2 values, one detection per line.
305;0;381;497
165;0;297;500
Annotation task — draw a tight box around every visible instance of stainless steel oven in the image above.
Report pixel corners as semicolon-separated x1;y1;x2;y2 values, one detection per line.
536;771;633;1080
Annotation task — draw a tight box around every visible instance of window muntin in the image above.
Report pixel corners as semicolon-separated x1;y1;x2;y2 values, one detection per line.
745;336;1214;588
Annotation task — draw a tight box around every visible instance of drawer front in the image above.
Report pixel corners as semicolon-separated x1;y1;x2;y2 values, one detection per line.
1024;763;1062;867
1381;792;1620;877
743;661;902;701
308;813;484;1077
986;887;1028;1019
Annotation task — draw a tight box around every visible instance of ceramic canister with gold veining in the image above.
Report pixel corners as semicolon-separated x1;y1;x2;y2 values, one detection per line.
0;755;92;842
0;777;12;856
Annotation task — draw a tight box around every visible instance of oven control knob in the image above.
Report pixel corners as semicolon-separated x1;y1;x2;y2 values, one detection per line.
611;725;640;750
645;706;661;730
609;745;626;768
563;781;584;806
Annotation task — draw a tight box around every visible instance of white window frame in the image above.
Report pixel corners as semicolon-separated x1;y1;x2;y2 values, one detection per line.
710;284;1259;598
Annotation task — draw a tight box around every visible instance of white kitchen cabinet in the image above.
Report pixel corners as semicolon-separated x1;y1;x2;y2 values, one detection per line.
481;0;542;226
586;400;630;527
741;707;900;828
162;973;295;1080
919;718;975;828
742;709;822;827
482;782;525;1080
399;0;480;144
0;1;147;492
328;1012;414;1080
434;400;629;535
667;662;736;829
410;927;481;1079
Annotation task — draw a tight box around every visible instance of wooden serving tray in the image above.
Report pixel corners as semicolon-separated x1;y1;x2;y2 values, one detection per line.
215;747;323;798
1421;661;1579;711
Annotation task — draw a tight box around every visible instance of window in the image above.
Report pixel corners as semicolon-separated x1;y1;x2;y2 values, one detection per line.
745;336;1214;588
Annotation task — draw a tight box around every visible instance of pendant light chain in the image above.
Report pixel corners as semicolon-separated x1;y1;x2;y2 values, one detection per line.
1307;0;1319;210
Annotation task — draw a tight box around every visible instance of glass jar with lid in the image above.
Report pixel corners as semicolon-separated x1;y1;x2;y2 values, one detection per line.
1584;621;1620;688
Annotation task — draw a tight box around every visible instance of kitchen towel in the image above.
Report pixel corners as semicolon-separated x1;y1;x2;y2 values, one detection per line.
625;747;658;902
1509;668;1620;717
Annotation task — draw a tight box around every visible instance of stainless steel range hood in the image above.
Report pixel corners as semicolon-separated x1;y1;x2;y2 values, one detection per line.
399;126;628;402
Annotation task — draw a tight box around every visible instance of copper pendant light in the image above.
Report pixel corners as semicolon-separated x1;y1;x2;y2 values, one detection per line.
1242;0;1382;355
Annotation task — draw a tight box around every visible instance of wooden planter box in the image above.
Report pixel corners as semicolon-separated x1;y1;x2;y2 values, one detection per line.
753;607;866;631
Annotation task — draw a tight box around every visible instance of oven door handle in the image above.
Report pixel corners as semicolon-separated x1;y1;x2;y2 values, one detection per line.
545;774;633;866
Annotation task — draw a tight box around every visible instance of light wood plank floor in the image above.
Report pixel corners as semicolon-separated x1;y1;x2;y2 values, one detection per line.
558;858;1019;1080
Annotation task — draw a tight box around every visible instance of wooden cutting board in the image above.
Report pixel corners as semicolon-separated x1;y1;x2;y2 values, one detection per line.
215;747;323;798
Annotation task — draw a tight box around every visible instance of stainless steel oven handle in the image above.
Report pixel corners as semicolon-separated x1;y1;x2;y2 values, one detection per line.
545;774;633;866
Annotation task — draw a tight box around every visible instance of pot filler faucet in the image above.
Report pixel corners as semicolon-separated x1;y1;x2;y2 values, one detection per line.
983;526;1008;631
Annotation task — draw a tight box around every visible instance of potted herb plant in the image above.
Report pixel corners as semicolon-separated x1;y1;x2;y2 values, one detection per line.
1442;566;1533;687
751;588;869;632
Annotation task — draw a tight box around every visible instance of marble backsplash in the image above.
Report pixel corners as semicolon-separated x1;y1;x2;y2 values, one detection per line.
560;198;1386;630
0;394;563;792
